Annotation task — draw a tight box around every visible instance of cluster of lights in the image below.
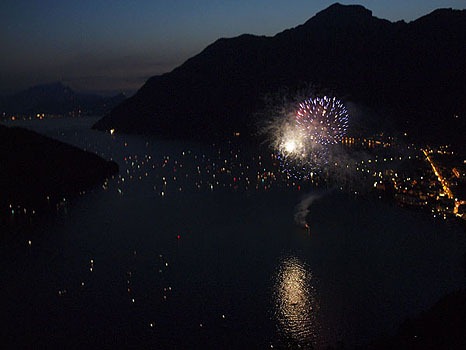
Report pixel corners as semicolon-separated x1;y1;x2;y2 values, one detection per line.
3;116;464;224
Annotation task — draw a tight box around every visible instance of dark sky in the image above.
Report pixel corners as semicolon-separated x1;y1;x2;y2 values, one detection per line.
1;0;465;96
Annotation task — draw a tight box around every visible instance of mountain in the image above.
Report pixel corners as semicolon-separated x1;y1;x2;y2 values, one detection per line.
0;123;118;215
0;82;126;116
93;3;466;144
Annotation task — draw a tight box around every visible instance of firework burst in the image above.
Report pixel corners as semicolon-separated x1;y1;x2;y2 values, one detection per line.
268;96;349;178
296;96;348;146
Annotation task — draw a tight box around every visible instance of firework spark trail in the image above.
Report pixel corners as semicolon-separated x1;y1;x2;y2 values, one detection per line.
295;96;348;146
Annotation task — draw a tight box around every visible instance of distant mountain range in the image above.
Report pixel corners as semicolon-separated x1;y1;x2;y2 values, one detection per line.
0;82;126;117
93;3;466;144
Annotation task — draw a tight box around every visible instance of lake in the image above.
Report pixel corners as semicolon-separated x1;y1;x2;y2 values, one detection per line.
1;117;465;348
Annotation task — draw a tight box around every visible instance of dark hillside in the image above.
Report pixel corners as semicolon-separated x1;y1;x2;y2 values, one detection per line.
0;124;118;215
93;3;466;146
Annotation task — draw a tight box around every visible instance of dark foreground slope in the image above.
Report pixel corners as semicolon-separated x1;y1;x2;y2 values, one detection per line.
93;3;466;144
0;124;118;215
370;290;466;350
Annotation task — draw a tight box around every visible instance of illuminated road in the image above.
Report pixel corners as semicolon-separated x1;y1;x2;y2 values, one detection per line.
422;148;459;214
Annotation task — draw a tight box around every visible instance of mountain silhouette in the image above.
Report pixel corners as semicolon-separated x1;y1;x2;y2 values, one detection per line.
1;82;125;116
93;3;466;145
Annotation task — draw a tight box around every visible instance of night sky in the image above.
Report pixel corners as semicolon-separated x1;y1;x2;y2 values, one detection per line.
1;0;465;96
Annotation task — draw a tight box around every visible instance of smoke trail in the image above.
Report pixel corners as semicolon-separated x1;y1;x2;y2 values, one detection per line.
294;191;326;228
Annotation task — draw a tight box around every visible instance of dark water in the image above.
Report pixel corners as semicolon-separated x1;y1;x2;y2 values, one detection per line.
1;117;465;348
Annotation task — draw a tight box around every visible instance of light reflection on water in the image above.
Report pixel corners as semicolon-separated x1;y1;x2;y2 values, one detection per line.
3;117;466;348
274;255;320;348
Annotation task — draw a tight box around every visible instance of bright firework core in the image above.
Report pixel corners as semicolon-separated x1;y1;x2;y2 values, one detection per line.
284;140;297;153
272;96;349;177
278;123;306;157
